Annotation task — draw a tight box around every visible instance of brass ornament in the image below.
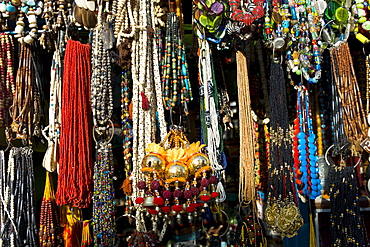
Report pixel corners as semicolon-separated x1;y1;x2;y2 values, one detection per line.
141;153;166;175
187;153;210;175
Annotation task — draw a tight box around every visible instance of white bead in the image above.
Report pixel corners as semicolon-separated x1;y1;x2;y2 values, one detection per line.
14;25;24;34
24;35;34;44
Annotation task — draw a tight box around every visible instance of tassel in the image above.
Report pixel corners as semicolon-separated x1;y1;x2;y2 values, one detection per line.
309;213;317;247
141;92;150;110
121;177;133;196
81;221;92;246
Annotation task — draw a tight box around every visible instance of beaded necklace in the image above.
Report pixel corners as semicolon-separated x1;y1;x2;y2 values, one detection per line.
7;43;42;146
0;147;37;246
293;85;322;199
199;40;223;172
236;50;256;203
0;33;14;128
130;0;167;232
328;163;367;246
330;42;368;154
162;12;192;113
56;39;93;208
42;34;63;173
121;68;132;177
264;61;303;238
90;3;117;245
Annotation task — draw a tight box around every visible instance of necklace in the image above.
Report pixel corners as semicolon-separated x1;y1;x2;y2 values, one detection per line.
161;12;192;114
265;61;303;238
90;4;116;245
294;85;322;199
0;33;14;128
199;40;223;172
56;40;93;208
329;163;367;246
0;147;37;246
330;42;368;155
130;0;167;233
42;33;64;173
236;50;256;203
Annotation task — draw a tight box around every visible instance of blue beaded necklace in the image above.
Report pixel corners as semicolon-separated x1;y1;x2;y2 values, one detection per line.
296;85;322;199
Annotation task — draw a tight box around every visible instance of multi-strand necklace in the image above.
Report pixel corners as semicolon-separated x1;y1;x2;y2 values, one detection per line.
329;164;367;246
264;61;303;238
330;42;368;154
7;43;42;146
91;2;116;245
0;147;37;246
198;40;223;172
56;39;93;208
129;0;167;232
161;12;192;113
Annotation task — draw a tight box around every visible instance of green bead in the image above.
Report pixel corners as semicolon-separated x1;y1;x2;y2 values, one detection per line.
296;69;302;75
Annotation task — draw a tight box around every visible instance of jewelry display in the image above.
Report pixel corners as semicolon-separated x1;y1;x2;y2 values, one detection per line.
0;0;370;246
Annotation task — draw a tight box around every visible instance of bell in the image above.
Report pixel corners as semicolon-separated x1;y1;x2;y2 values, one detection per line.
143;196;154;207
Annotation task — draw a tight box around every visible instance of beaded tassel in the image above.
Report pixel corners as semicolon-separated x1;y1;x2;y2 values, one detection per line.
93;141;116;246
39;171;62;247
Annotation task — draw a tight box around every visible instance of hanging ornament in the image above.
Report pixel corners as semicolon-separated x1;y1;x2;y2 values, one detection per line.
39;171;62;247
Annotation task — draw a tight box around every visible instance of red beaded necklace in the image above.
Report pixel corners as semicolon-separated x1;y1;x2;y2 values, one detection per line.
56;39;93;208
